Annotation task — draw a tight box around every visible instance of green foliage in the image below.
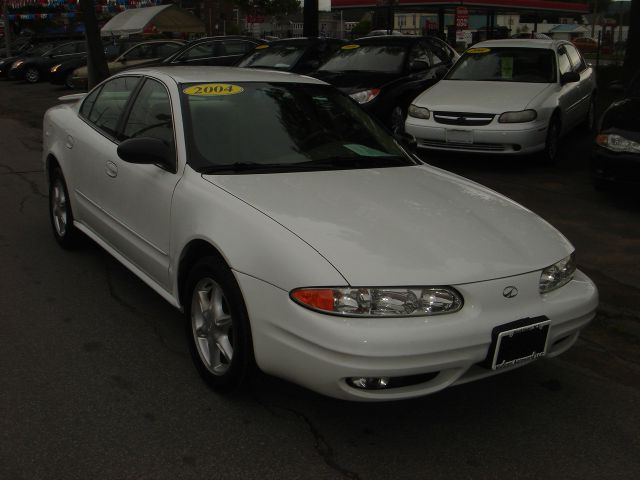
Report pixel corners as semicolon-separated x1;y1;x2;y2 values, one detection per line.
350;20;371;37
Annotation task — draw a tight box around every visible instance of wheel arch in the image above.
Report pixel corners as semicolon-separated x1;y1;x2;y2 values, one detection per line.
177;239;231;309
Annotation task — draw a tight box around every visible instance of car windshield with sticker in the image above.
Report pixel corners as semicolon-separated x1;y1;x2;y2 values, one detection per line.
446;48;557;83
180;82;416;173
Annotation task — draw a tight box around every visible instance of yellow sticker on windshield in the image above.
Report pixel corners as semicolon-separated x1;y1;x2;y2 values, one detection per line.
255;44;269;50
341;44;360;50
467;47;491;54
183;84;244;96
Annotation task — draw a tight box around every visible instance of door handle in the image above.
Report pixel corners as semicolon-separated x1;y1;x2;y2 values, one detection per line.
65;135;74;149
105;161;118;178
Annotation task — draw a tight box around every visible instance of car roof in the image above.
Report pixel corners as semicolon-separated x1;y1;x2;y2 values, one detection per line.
472;39;565;49
352;35;423;45
120;66;329;85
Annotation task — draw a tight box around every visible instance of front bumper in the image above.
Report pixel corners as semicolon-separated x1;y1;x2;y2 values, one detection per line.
591;146;640;185
236;269;598;401
405;117;548;155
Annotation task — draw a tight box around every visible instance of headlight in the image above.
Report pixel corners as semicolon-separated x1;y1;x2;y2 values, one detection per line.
539;253;576;294
596;134;640;153
290;287;463;317
349;88;380;104
408;104;431;119
51;63;62;73
11;60;24;69
498;109;537;123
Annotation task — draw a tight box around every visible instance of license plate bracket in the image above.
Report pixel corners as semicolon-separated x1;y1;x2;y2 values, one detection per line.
446;129;473;144
483;316;551;370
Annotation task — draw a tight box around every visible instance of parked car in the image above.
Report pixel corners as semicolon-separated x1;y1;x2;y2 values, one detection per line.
1;43;52;77
160;36;265;67
43;66;597;401
237;37;344;74
572;37;612;55
50;40;140;89
311;35;459;132
511;32;551;40
405;39;596;163
8;40;86;83
367;29;403;36
592;72;640;188
72;39;184;89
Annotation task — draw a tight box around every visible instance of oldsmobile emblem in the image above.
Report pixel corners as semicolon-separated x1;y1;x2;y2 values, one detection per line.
503;286;518;298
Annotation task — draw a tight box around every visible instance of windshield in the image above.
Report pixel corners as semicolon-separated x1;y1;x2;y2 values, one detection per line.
237;45;306;70
446;47;556;83
318;44;407;73
29;44;56;57
180;82;416;173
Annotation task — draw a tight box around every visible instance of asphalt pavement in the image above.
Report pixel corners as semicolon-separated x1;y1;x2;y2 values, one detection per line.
0;80;639;480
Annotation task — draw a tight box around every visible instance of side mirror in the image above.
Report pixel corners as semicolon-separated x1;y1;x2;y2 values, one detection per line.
409;60;428;73
117;137;171;169
560;71;580;84
303;59;320;71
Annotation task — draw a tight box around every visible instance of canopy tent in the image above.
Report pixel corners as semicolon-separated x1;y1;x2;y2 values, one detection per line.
100;5;205;37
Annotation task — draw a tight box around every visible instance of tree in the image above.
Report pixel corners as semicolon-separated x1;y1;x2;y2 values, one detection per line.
624;0;639;82
236;0;301;16
79;0;109;89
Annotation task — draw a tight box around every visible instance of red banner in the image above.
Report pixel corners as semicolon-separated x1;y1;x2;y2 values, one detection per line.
455;6;469;31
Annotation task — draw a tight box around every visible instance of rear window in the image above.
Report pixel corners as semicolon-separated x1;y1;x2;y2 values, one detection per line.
237;44;307;70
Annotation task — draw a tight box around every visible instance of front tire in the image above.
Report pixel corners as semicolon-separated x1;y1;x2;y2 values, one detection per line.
64;71;75;89
25;67;40;83
184;256;254;392
49;167;81;249
540;115;560;165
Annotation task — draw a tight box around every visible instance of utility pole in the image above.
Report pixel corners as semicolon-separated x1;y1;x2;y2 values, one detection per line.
2;0;12;55
303;0;318;37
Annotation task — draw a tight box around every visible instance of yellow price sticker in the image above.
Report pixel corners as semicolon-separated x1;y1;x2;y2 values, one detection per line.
466;47;491;54
182;84;245;96
341;44;360;50
255;44;269;50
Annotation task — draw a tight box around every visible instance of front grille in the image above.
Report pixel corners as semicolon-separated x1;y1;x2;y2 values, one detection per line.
433;111;495;126
420;139;506;152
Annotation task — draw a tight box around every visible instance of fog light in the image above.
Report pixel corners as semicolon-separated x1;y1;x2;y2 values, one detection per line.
348;377;390;389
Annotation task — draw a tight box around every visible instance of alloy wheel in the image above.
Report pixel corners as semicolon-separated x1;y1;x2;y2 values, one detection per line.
51;179;68;237
191;278;235;376
25;68;40;83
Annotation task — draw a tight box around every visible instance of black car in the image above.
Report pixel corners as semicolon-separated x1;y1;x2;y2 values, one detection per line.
311;36;459;132
49;40;139;89
0;42;58;78
592;73;640;188
8;40;86;83
159;36;265;67
236;37;344;74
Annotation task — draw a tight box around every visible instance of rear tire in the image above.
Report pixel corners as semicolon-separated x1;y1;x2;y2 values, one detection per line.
49;167;82;249
184;256;255;392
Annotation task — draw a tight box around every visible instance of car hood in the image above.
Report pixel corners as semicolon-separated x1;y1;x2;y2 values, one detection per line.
415;80;552;113
203;165;572;286
311;70;403;94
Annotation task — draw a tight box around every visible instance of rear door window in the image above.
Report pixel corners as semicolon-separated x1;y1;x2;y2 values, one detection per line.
85;76;140;137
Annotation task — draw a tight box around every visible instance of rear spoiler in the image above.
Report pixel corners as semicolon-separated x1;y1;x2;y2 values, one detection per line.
58;93;87;102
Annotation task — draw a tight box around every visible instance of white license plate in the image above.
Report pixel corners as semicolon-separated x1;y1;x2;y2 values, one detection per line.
446;129;473;144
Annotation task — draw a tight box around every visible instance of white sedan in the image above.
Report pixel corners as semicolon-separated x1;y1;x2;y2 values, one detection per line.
406;39;596;163
44;67;597;401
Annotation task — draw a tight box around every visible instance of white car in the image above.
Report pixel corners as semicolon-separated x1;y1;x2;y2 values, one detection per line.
43;67;597;401
406;39;597;163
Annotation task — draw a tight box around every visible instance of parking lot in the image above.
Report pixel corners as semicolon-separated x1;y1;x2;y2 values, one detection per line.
1;79;639;479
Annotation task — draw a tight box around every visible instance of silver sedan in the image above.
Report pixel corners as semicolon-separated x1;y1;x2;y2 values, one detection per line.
406;39;596;163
